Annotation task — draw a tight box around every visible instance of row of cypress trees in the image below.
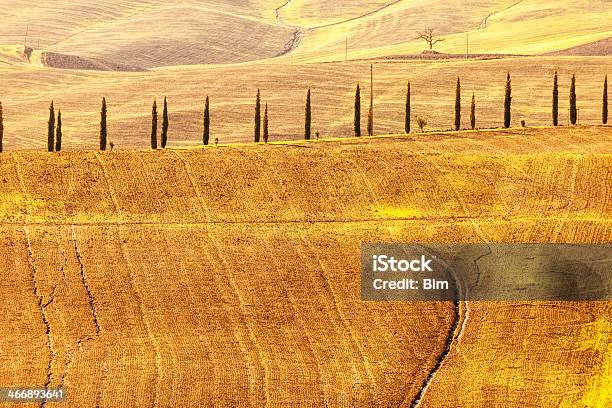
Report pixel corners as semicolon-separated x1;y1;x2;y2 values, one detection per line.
358;72;607;135
0;73;608;153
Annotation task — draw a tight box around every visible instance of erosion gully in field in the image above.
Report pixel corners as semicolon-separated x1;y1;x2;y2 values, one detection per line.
0;127;610;406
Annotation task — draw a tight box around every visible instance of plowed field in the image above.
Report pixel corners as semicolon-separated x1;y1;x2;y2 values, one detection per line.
0;126;611;406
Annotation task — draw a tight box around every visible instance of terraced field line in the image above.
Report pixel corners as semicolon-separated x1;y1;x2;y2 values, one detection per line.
0;213;604;227
258;235;327;406
22;226;56;408
311;0;404;29
95;152;122;217
12;154;57;406
71;226;101;335
48;0;165;48
62;227;105;406
207;234;270;407
170;151;211;222
171;151;260;403
405;142;494;407
296;233;377;400
192;149;270;405
11;154;32;221
344;155;416;344
551;158;580;243
159;230;217;402
117;227;162;408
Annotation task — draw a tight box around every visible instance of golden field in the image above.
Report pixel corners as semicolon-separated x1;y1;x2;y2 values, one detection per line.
0;1;611;406
0;1;609;149
0;0;610;66
0;127;611;406
0;56;610;149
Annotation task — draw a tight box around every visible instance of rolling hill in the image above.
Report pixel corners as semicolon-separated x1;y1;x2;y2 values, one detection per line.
0;56;610;149
0;128;610;406
0;0;610;68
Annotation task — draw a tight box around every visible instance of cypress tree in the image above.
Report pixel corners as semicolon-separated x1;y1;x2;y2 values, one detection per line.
504;73;512;128
305;89;311;140
48;101;55;152
254;89;261;143
100;97;107;151
552;72;558;126
405;81;411;134
603;75;608;125
151;99;158;149
0;101;3;153
203;96;210;145
55;110;62;152
263;103;269;143
570;74;577;125
454;77;461;131
354;83;361;137
161;96;168;148
470;93;476;130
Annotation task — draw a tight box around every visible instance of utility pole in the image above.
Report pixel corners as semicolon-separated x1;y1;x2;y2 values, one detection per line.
24;23;29;46
345;35;348;62
466;32;469;59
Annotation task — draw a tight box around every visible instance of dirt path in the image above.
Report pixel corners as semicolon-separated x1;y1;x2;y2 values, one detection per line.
274;0;303;56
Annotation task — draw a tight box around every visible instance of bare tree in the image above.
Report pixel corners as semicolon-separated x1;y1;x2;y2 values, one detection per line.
417;28;444;50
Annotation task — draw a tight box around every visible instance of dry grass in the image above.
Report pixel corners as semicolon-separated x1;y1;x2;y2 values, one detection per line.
1;2;611;406
0;128;610;406
0;56;610;149
0;0;610;69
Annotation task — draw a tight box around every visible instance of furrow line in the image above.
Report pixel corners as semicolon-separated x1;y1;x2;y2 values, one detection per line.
71;225;101;336
23;226;56;408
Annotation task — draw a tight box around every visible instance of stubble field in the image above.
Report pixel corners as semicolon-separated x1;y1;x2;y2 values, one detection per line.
0;126;610;406
0;56;610;150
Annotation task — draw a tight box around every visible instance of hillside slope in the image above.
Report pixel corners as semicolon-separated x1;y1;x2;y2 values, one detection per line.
0;57;610;149
0;0;610;67
0;129;610;406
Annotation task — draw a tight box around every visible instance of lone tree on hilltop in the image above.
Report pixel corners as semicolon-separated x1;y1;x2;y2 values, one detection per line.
454;77;461;131
354;83;361;137
0;101;4;153
552;72;559;126
203;96;210;145
417;28;444;50
603;75;608;125
161;96;169;148
305;89;311;140
570;74;577;125
470;93;476;130
55;110;62;152
263;103;269;143
504;73;512;128
100;97;107;151
254;89;261;143
405;81;411;134
417;116;427;132
151;99;158;149
48;101;55;152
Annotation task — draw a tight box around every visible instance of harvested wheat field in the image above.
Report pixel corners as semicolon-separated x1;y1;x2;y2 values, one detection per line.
0;56;611;150
0;126;610;406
